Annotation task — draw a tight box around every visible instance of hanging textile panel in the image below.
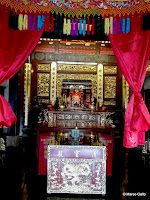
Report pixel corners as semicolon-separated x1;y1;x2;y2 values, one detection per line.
47;145;106;194
109;26;150;148
0;6;43;128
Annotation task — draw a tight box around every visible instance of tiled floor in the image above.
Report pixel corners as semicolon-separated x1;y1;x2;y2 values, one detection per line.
1;135;150;200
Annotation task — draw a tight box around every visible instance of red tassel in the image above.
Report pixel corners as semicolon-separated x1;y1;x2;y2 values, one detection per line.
92;17;95;35
87;18;90;35
44;15;50;32
51;15;54;32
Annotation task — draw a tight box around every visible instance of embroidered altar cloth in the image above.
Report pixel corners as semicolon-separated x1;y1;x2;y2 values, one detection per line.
47;145;106;194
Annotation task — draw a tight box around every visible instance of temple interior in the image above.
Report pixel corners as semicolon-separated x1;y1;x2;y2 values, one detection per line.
1;1;150;200
0;38;150;200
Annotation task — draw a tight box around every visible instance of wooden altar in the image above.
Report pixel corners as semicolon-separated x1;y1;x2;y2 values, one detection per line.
37;110;115;176
20;40;124;190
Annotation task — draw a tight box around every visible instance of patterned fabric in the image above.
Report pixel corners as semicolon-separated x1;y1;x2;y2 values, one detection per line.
2;0;147;9
1;0;150;17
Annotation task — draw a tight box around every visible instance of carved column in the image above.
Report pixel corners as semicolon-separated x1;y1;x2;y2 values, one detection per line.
122;75;129;110
24;63;31;126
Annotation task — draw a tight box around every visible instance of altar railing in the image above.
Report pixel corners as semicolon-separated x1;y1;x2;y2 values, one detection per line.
38;110;115;129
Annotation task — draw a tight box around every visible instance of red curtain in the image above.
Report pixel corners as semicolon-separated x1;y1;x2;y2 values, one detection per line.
0;7;43;128
109;29;150;148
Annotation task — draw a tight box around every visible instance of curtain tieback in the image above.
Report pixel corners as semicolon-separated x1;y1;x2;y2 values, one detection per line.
133;91;142;97
133;91;143;104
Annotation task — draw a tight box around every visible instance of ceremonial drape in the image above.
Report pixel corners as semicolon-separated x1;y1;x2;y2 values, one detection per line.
109;27;150;148
0;7;43;128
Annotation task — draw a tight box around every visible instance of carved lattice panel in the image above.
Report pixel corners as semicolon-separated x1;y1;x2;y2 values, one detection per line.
104;76;116;99
37;73;50;97
38;99;50;104
37;64;50;72
57;74;97;98
58;65;97;72
47;145;106;194
104;101;116;106
104;66;117;74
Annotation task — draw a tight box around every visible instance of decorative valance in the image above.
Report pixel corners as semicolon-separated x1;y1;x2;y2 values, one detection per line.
0;0;150;17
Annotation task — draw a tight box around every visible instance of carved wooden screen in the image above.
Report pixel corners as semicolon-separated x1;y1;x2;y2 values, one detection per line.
31;63;51;104
103;65;122;108
30;62;122;108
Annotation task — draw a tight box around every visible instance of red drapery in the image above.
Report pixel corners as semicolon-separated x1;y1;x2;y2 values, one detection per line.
109;20;150;147
0;7;43;128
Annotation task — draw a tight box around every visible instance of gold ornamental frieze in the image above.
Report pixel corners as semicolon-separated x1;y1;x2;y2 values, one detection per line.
57;65;97;72
37;64;51;72
38;99;50;104
57;74;97;98
104;76;116;99
104;66;117;74
37;73;50;97
104;101;116;106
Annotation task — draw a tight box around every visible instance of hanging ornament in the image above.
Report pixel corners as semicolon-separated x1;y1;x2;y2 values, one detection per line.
104;18;109;35
83;19;86;36
9;11;14;29
18;14;23;30
63;18;67;34
71;19;75;36
28;15;32;30
66;19;71;35
44;14;50;32
23;14;28;30
92;17;95;35
110;16;113;34
51;15;54;32
122;18;125;33
126;17;130;33
37;15;45;31
32;16;37;30
87;18;90;35
59;15;63;37
113;18;117;34
79;19;83;35
54;14;59;35
118;19;122;34
75;19;78;36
